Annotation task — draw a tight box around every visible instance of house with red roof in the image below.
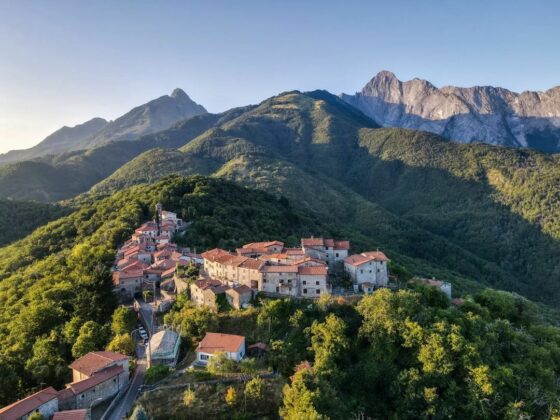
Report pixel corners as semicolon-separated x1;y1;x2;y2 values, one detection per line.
0;387;59;420
52;409;90;420
58;352;129;411
196;333;245;365
344;251;390;292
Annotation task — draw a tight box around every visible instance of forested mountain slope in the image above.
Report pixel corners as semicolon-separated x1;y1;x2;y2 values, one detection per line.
0;107;251;201
0;200;67;246
1;175;560;418
93;90;560;306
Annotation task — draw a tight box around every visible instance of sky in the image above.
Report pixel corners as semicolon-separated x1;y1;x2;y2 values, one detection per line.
1;0;559;154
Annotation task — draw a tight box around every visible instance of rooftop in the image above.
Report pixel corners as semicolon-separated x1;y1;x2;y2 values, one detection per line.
69;351;127;377
52;409;89;420
197;332;245;354
149;330;180;358
0;387;58;420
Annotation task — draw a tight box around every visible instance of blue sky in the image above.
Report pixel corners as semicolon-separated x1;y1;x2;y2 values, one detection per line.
1;0;559;153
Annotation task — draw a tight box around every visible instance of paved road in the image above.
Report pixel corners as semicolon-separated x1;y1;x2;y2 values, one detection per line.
106;344;147;420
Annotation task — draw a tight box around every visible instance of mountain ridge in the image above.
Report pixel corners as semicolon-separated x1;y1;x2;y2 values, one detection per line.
0;88;207;164
341;70;560;152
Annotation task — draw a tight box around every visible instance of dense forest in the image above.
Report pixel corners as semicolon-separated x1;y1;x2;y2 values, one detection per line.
0;199;66;246
138;285;560;419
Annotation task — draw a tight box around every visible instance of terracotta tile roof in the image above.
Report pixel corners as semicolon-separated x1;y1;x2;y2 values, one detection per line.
228;285;252;295
66;365;123;394
291;257;326;266
259;253;289;261
120;260;149;271
301;237;325;247
301;238;350;250
284;248;305;256
69;351;127;377
242;241;283;249
135;223;158;232
298;265;328;276
152;259;176;270
361;251;389;262
333;240;350;250
193;279;223;290
197;333;245;354
56;387;75;404
239;259;264;270
113;269;143;284
344;251;389;266
53;409;89;420
154;249;173;259
0;387;58;420
201;248;234;261
260;265;298;273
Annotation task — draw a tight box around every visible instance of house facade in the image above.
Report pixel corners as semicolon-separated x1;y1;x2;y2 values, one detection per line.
344;251;390;290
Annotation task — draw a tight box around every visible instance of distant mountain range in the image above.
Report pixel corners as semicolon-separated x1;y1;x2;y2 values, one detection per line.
341;71;560;152
0;88;207;164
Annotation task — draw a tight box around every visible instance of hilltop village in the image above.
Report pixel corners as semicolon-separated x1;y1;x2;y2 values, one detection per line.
1;207;454;420
112;205;394;307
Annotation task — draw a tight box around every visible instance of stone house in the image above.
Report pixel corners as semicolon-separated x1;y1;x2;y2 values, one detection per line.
298;265;329;297
301;238;350;266
344;251;390;290
260;265;299;296
0;387;59;420
57;365;127;410
225;285;253;309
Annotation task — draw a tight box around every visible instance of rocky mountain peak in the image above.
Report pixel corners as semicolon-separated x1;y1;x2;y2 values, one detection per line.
342;71;560;152
170;88;188;99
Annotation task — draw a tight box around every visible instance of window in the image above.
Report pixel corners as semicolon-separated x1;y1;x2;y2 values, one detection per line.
276;287;279;292
200;354;209;360
360;269;363;274
288;279;292;283
316;281;319;285
316;289;320;294
303;288;307;294
303;280;307;285
335;253;339;258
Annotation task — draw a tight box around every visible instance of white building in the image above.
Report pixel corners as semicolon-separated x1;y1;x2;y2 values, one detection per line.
148;330;181;367
344;251;390;291
301;238;350;266
195;333;245;365
418;278;452;300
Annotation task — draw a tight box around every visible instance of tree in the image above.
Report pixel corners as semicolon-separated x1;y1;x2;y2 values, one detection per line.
207;352;237;375
142;291;152;303
309;313;349;374
71;321;108;358
25;331;68;388
183;387;196;407
225;386;238;407
280;367;324;420
107;334;135;356
111;306;137;335
245;376;264;403
28;413;44;420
